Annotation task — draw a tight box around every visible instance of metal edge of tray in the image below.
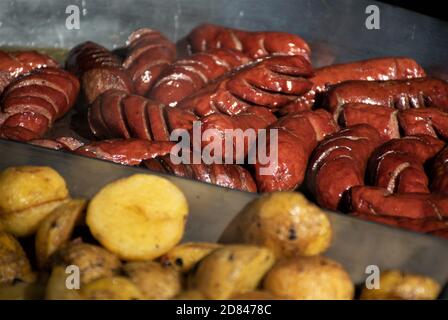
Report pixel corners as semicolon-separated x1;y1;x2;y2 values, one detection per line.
1;139;447;285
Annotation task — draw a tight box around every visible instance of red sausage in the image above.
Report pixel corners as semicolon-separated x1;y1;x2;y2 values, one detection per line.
431;148;448;195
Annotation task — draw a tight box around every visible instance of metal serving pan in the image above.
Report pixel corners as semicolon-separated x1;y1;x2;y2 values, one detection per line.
0;0;448;287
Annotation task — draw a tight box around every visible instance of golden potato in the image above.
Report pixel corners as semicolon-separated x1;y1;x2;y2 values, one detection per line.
0;166;69;237
360;270;441;300
174;290;206;300
35;199;87;268
86;174;188;261
45;266;81;300
159;242;222;273
0;231;35;285
52;241;121;285
263;256;354;300
189;245;275;300
81;276;143;300
220;192;332;258
231;291;283;300
0;281;45;300
123;261;182;299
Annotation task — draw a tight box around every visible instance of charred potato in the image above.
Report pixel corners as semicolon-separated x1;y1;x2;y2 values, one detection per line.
123;261;182;299
189;245;275;300
81;276;143;300
52;241;121;285
86;174;188;261
0;166;69;236
159;242;222;273
220;192;332;258
360;270;441;300
0;231;35;285
263;256;354;300
35;199;87;268
45;266;81;300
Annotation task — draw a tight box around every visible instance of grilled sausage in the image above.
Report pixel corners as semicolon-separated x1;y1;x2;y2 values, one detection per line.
0;67;80;141
349;186;448;220
177;55;313;117
29;137;84;151
75;139;175;166
188;23;311;61
149;49;249;106
397;108;448;140
123;28;176;96
306;124;382;210
254;109;338;192
324;78;448;117
431;148;448;195
66;41;133;105
280;57;425;114
0;50;58;94
368;135;444;194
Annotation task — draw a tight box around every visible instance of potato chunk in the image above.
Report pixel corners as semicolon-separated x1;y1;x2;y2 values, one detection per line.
86;174;188;260
81;277;143;300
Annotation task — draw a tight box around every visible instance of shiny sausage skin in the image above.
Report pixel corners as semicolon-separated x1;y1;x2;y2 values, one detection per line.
200;106;277;162
397;108;448;140
431;148;448;195
144;155;257;193
149;49;249;106
75;139;175;166
0;67;80;141
324;78;448;117
368;135;444;194
177;55;313;117
338;103;399;142
66;41;133;105
88;89;198;141
349;186;448;220
254;109;338;192
280;57;425;114
28;137;84;151
123;28;176;96
306;124;382;210
188;23;311;61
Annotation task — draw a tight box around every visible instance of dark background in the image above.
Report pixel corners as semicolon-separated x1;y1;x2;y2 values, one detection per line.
380;1;448;21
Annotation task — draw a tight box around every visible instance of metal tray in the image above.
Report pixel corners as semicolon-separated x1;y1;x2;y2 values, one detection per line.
1;0;448;287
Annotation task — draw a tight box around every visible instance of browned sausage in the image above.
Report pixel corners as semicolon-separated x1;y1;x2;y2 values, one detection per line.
367;135;444;194
349;186;448;220
123;28;176;96
0;50;58;93
431;147;448;195
29;137;84;151
149;49;249;106
324;78;448;117
306;124;382;210
74;139;175;166
66;41;133;105
397;108;448;140
280;57;425;114
177;55;313;117
0;67;80;141
254;109;338;192
188;23;311;61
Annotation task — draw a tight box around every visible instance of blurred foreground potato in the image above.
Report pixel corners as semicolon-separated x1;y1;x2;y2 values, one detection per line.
263;256;354;300
0;166;69;236
220;192;332;258
87;174;188;260
124;261;182;299
0;231;35;285
81;276;143;300
360;270;441;300
189;245;275;299
0;281;45;300
45;266;81;300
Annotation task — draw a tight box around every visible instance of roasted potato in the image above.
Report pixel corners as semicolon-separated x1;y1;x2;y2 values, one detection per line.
220;192;332;258
0;166;69;236
0;281;45;300
35;199;87;268
174;290;206;300
52;241;121;285
360;270;441;300
0;231;35;285
263;256;354;300
123;261;182;299
189;245;275;300
45;266;81;300
81;276;143;300
86;174;188;261
159;242;222;273
231;291;283;300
